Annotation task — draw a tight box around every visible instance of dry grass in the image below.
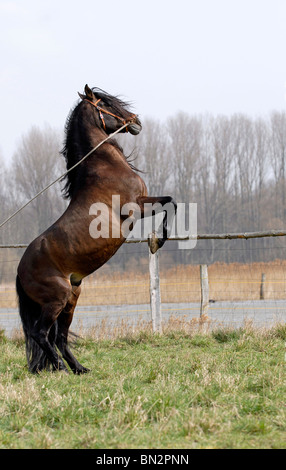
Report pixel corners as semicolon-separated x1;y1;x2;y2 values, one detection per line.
1;260;286;310
70;313;212;342
75;259;286;304
208;260;286;301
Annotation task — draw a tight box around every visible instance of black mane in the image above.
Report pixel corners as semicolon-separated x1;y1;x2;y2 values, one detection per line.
91;87;132;115
60;101;88;199
60;88;137;200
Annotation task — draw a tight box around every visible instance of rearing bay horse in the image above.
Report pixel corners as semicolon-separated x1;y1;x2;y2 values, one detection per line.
16;85;176;374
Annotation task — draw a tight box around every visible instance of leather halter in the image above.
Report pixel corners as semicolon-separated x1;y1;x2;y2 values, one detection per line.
85;98;136;132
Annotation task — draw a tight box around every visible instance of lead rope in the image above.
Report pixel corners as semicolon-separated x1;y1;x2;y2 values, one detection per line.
0;121;130;229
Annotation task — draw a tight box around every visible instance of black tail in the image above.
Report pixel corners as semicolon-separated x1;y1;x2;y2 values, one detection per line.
16;275;57;373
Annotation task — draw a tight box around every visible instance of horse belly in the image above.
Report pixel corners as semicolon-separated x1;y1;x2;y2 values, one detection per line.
68;236;125;280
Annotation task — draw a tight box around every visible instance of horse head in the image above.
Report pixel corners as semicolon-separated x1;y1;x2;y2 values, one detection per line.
78;84;142;135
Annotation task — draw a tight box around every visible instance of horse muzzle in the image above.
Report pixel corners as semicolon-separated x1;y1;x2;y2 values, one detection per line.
127;117;142;135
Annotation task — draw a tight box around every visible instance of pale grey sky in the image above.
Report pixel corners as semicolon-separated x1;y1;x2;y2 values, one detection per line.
1;0;286;164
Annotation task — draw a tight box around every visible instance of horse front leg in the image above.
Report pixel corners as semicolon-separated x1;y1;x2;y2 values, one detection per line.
137;196;177;253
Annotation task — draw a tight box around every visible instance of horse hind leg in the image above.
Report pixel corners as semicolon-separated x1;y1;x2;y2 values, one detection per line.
16;275;63;373
30;301;69;373
56;284;90;374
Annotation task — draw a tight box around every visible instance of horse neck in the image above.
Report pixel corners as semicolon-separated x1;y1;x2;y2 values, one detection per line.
71;107;105;158
64;107;107;199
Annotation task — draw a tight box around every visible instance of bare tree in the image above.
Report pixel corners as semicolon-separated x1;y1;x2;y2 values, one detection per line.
10;125;66;240
119;118;172;195
167;112;202;203
269;111;286;221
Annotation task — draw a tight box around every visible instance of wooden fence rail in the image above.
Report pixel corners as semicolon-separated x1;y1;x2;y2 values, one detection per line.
1;228;286;249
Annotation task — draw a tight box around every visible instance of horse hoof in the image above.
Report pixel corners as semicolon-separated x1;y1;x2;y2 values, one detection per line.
148;232;160;254
74;367;90;375
52;361;69;373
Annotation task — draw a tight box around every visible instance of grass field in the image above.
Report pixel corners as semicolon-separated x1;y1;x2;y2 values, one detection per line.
0;320;285;449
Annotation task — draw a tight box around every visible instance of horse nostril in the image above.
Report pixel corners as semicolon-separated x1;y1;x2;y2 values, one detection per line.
132;116;142;129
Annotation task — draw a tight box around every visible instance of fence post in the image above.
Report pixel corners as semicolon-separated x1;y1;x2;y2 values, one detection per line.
200;264;209;317
260;273;266;300
148;232;162;334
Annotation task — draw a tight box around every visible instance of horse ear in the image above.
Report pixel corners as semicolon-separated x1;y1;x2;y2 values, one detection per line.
78;92;85;100
84;84;95;101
